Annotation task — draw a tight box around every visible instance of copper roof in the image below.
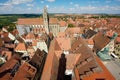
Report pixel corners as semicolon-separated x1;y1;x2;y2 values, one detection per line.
17;18;43;25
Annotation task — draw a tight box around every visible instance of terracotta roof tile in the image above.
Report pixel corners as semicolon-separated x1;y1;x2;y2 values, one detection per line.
69;37;102;79
0;38;4;47
59;21;67;27
86;39;94;45
93;32;111;53
56;38;71;51
1;50;12;60
13;62;36;80
0;55;20;80
1;32;9;37
57;32;66;38
2;37;11;43
41;40;59;80
32;40;38;46
15;43;27;51
65;54;81;70
65;27;82;34
29;48;45;67
10;29;19;36
83;29;97;39
15;35;24;43
54;39;61;51
80;56;115;80
49;18;58;24
54;51;80;73
17;18;43;25
4;43;15;49
106;30;115;38
25;32;35;39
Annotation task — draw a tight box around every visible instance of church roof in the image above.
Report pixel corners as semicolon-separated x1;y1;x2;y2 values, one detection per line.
59;20;67;27
17;18;43;25
17;17;59;25
49;18;58;24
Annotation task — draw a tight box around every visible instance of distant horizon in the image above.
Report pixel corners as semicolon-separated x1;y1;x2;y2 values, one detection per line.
0;13;120;15
0;0;120;14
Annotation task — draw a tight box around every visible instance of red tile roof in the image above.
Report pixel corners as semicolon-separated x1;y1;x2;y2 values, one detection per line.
1;50;12;60
17;18;43;25
25;32;35;39
86;38;94;45
32;40;38;46
116;37;120;43
15;43;27;51
65;27;82;34
10;29;19;36
57;32;66;38
55;38;71;51
81;56;115;80
55;52;81;70
41;40;59;80
13;62;36;80
0;38;4;47
93;32;111;52
106;30;115;38
0;55;20;80
59;20;67;27
49;18;58;24
69;37;102;79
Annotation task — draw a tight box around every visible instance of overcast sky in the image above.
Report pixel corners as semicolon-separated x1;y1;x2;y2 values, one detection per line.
0;0;120;14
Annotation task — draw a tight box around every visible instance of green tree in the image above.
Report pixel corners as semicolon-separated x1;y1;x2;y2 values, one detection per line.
7;23;16;32
68;24;74;28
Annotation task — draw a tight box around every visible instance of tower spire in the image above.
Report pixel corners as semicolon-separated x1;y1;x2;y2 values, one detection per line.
43;6;49;34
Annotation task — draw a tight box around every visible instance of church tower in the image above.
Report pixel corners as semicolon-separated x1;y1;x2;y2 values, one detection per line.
43;6;49;34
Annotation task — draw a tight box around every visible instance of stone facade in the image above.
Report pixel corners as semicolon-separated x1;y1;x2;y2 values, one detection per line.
16;7;67;37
